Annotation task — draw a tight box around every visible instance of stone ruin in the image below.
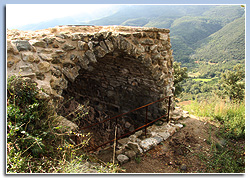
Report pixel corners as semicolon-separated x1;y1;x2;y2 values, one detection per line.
7;25;175;150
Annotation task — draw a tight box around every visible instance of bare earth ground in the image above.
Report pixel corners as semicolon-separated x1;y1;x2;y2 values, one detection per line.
95;115;244;173
120;117;226;173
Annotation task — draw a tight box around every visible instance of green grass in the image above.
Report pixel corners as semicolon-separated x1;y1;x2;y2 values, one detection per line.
192;78;213;82
180;96;245;173
182;97;245;139
197;141;245;173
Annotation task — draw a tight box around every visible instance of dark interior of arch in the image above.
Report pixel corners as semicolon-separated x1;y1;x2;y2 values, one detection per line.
60;51;164;146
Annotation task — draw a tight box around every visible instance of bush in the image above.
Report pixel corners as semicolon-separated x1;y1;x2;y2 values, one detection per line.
6;75;118;173
7;75;57;172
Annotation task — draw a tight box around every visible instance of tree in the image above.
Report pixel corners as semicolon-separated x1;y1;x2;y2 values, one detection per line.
173;62;188;97
219;64;245;101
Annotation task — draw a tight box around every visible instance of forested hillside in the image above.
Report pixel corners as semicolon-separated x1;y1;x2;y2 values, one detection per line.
87;5;245;69
191;16;245;64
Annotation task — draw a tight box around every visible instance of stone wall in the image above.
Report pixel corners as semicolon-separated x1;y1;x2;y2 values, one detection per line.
7;25;175;144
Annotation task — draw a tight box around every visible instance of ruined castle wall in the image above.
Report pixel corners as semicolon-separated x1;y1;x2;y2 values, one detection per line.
7;26;174;134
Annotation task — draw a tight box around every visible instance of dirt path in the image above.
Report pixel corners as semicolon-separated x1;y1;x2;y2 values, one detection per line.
121;117;221;173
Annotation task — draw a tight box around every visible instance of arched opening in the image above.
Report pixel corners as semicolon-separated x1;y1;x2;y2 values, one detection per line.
60;50;166;147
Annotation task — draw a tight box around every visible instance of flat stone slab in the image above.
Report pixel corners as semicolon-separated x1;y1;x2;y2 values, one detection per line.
114;121;185;165
140;137;158;151
152;136;164;144
156;131;171;140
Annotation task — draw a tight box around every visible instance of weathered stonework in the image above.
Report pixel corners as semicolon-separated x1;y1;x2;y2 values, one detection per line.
7;25;175;145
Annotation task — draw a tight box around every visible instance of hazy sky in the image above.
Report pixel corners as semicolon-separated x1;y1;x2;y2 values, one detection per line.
6;4;117;29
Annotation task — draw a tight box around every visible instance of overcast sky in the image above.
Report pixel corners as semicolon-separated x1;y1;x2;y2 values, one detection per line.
6;4;118;29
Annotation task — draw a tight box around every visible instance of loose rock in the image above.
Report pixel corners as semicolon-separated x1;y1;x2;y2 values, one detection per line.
117;154;129;165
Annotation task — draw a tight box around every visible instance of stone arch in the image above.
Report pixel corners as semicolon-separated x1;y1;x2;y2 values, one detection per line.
59;29;174;126
7;26;174;136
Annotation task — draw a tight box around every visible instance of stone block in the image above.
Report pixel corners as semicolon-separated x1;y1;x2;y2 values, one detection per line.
118;137;129;145
43;37;55;44
127;142;143;154
94;46;107;58
85;50;97;63
12;40;32;51
21;52;39;62
30;40;47;48
168;126;177;136
140;137;158;151
141;39;154;45
62;44;76;51
77;55;89;69
38;61;50;73
152;136;164;144
125;150;136;159
128;135;141;143
158;32;169;40
7;40;19;54
117;154;129;165
88;41;93;50
62;67;79;82
19;65;33;73
78;41;88;51
54;115;78;133
72;33;81;41
174;124;184;129
104;39;114;51
134;130;143;138
50;77;68;91
100;41;109;53
38;53;52;61
157;131;170;140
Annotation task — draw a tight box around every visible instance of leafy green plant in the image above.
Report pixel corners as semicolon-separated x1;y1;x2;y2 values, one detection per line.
135;155;142;164
219;64;245;101
173;62;188;97
7;75;93;173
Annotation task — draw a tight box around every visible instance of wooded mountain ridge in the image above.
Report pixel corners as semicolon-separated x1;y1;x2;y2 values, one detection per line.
87;5;245;71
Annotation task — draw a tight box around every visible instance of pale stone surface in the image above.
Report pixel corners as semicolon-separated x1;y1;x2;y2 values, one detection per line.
54;115;78;133
30;39;47;48
38;53;52;61
140;137;158;151
38;61;50;73
117;154;129;165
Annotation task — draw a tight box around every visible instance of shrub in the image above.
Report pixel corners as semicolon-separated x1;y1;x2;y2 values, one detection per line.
7;75;57;172
7;75;114;173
